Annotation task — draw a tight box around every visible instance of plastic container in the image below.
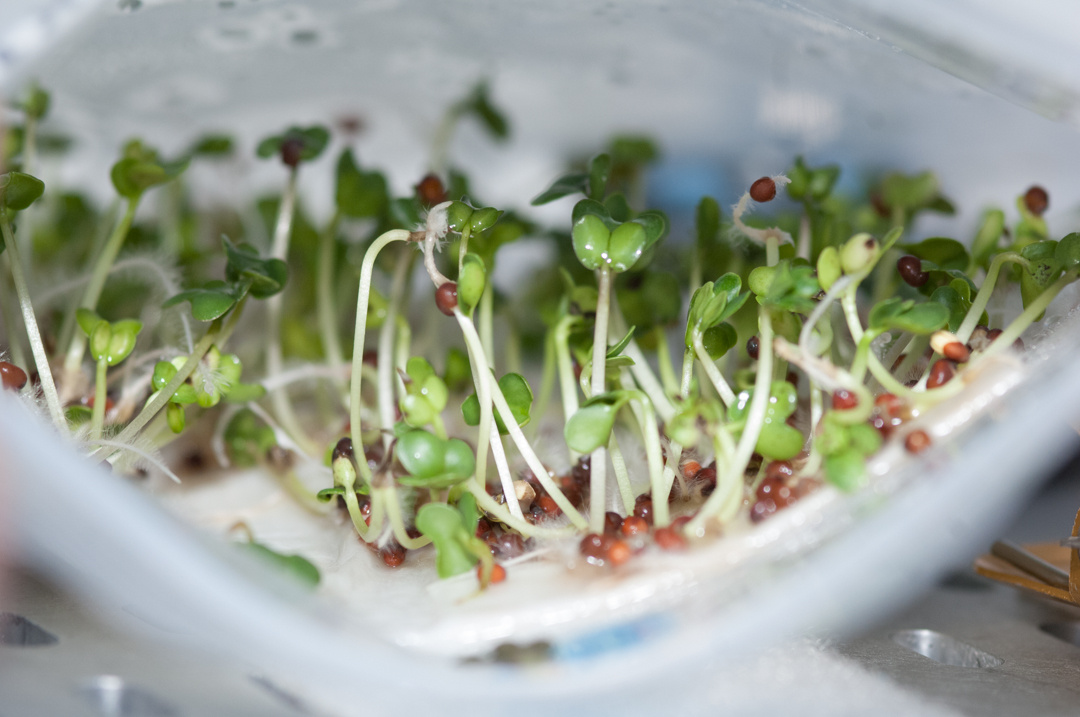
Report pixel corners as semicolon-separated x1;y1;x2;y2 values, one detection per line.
4;1;1080;714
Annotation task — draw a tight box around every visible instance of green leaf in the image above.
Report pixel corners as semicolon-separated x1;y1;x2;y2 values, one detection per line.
19;83;50;120
701;322;738;360
104;319;142;366
0;171;45;212
224;238;288;299
824;449;866;491
316;486;345;502
187;134;234;157
223;382;266;403
257;125;330;163
929;286;966;332
1057;233;1080;269
729;382;802;460
588;153;612;201
607;326;636;358
396;429;446;480
163;281;238;321
869;298;949;335
760;260;820;314
564;400;621;454
531;172;588;206
110;157;184;199
1020;240;1062;313
882;171;940;211
787;156;839;202
443;347;471;392
461;372;532;434
390;197;423;228
76;308;105;337
462;82;509;140
604;193;632;222
571;213;610;271
609;135;659;167
243;542;320;588
457;253;487;314
631;210;669;250
607;221;646;272
901;237;970;272
415;503;479;579
167;402;185;433
335;149;388;218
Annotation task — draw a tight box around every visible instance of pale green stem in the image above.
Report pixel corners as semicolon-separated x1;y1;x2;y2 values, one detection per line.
554;314;580;424
980;270;1078;361
457;225;472;273
90;359;108;441
850;329;879;384
680;347;695;396
456;309;588;529
653;326;680;397
1;219;64;430
380;485;431;550
349;229;411;486
430;412;448;441
489;425;524;520
766;235;779;268
478;283;495;368
692;330;736;407
688;307;773;534
607;431;635;515
110;298;246;451
0;254;27;369
629;391;668;526
465;480;578;539
588;267;612;533
505;322;522;375
264;168;318;456
62;198;139;379
616;313;676;420
317;210;345;390
956;252;1026;343
343;481;384;542
378;248;412;440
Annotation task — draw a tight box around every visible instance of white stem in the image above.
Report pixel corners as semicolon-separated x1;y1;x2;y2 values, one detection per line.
589;267;612;533
606;431;635;515
692;331;737;407
489;422;524;520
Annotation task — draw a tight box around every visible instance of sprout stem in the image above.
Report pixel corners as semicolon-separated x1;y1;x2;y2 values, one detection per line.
956;252;1026;343
588;267;612;532
1;218;65;430
688;306;773;534
455;309;588;529
316;210;345;392
378;248;412;440
479;284;495;367
349;229;411;485
606;431;635;515
61;198;140;385
980;269;1078;361
653;327;680;397
465;481;578;539
381;485;431;549
90;359;108;441
554;315;580;424
692;330;736;407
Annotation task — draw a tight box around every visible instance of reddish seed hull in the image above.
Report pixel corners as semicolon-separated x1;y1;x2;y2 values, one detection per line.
415;173;447;207
681;459;702;480
1024;185;1049;216
280;138;303;168
943;341;970;363
604;511;623;536
904;430;932;454
0;361;27;391
756;477;794;508
749;176;777;202
896;255;929;287
654;527;687;551
746;335;760;360
633;497;654;525
488;564;507;584
606;540;632;566
435;282;458;316
926;359;956;389
832;389;859;410
380;542;407;568
765;460;794;481
750;499;777;523
535;494;560;517
621;515;649;536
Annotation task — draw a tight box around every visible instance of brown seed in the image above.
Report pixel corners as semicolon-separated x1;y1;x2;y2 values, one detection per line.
604;511;623;535
580;533;612;564
493;532;525;559
874;392;903;416
926;359;956;389
280;137;304;168
765;460;794;481
435;282;458;316
756;477;795;508
896;255;929;287
942;341;970;363
681;459;702;480
380;541;407;568
746;335;760;360
535;494;561;517
904;430;932;454
654;527;687;551
695;466;717;488
621;515;649;536
0;361;27;391
415;173;447;207
606;539;632;566
671;515;693;531
478;562;507;585
475;518;493;539
1024;185;1049;216
832;389;859;410
749;176;777;203
633;497;654;526
332;436;354;462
